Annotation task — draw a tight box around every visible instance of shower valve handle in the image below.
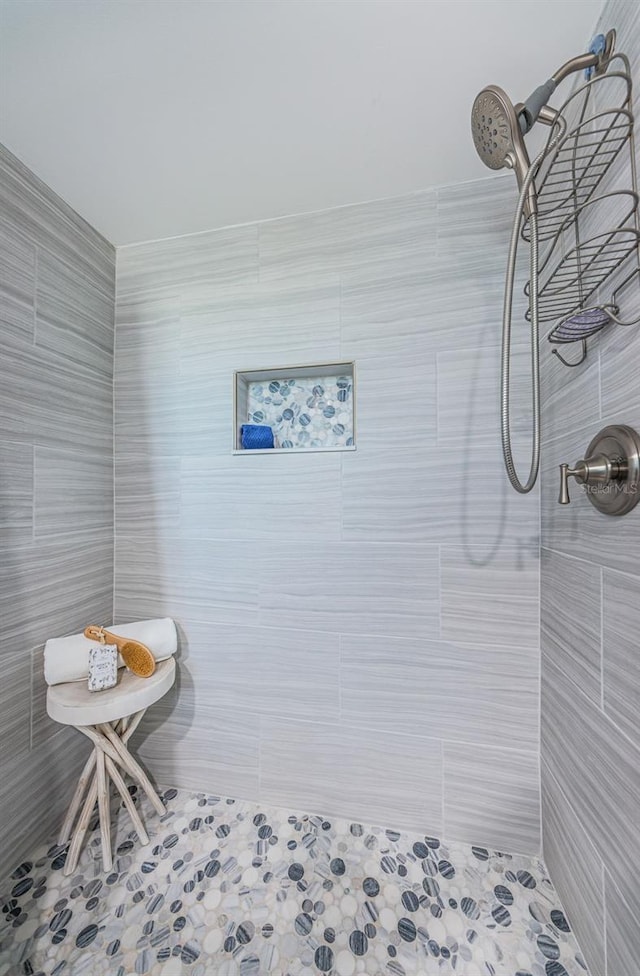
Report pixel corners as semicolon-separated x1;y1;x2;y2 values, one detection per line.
558;462;584;504
558;454;622;505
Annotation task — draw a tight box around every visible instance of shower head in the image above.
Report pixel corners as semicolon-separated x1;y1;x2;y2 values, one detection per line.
470;34;617;197
471;86;532;184
471;86;520;170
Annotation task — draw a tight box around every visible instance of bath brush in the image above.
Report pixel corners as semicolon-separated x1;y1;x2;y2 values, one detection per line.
84;625;156;678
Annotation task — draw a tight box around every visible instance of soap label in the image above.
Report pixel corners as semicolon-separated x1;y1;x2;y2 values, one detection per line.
88;644;118;692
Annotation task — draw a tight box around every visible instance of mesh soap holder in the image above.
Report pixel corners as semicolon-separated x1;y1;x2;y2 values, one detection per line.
524;52;640;366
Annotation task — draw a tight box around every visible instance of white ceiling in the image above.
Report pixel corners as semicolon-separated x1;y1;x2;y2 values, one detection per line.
0;0;604;246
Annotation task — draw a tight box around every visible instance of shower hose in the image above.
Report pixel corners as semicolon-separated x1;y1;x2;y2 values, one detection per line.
501;122;567;493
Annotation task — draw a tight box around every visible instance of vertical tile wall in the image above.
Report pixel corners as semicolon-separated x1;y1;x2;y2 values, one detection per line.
0;144;115;877
540;1;640;971
115;173;541;852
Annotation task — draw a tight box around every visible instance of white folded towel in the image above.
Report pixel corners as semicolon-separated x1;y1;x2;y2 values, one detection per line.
44;618;177;686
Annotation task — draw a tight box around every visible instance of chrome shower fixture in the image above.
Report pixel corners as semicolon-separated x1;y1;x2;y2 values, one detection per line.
469;29;640;496
558;424;640;516
471;86;536;217
471;40;613;171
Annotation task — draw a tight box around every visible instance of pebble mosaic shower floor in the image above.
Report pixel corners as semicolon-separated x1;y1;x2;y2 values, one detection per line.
0;787;587;976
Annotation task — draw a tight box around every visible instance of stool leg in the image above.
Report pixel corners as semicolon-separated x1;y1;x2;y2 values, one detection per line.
78;722;164;818
105;755;149;845
121;708;145;742
64;762;99;877
99;723;165;816
95;747;112;872
64;718;161;877
58;749;96;845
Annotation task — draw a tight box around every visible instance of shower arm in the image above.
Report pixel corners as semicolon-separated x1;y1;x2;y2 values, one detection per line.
516;36;615;135
551;52;601;86
515;54;599;134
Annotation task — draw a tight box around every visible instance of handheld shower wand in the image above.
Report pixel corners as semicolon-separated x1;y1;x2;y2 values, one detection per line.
471;85;538;219
470;34;615;493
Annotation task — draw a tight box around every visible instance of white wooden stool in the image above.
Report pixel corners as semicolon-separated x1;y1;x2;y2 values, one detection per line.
47;657;176;876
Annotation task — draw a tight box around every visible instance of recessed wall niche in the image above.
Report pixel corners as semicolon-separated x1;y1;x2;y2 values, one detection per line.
233;362;355;453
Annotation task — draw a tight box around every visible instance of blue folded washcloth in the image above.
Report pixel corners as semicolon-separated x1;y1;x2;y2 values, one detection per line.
241;424;275;450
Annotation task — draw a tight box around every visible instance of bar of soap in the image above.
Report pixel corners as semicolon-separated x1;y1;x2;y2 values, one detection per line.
88;644;118;692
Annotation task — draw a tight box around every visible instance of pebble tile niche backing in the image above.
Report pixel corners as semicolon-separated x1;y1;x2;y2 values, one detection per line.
0;787;586;976
247;374;354;450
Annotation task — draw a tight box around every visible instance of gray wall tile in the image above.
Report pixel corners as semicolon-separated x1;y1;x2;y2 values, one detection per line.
340;269;436;344
436;175;517;266
541;548;601;707
436;342;532;444
541;343;602;441
541;761;605;976
259;717;443;834
443;741;540;854
0;223;35;343
115;370;185;457
115;455;180;534
0;144;114;297
1;650;32;761
603;568;640;749
433;439;539;552
541;656;640;920
180;279;341;378
115;536;259;628
0;537;114;660
340;333;437;452
340;261;507;353
115;291;181;379
117;222;259;297
0;334;112;455
0;143;115;875
259;543;439;639
180;453;342;542
341;448;444;543
36;247;114;375
258;191;437;285
184;621;340;723
605;872;640;976
0;440;33;545
30;645;59;749
599;305;640;423
441;545;539;647
116;367;241;459
0;727;90;879
340;634;538;751
134;682;260;802
34;448;113;539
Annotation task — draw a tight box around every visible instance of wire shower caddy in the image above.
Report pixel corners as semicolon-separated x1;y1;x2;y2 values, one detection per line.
523;50;640;366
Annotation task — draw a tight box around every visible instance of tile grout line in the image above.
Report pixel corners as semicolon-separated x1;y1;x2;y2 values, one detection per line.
600;567;605;713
